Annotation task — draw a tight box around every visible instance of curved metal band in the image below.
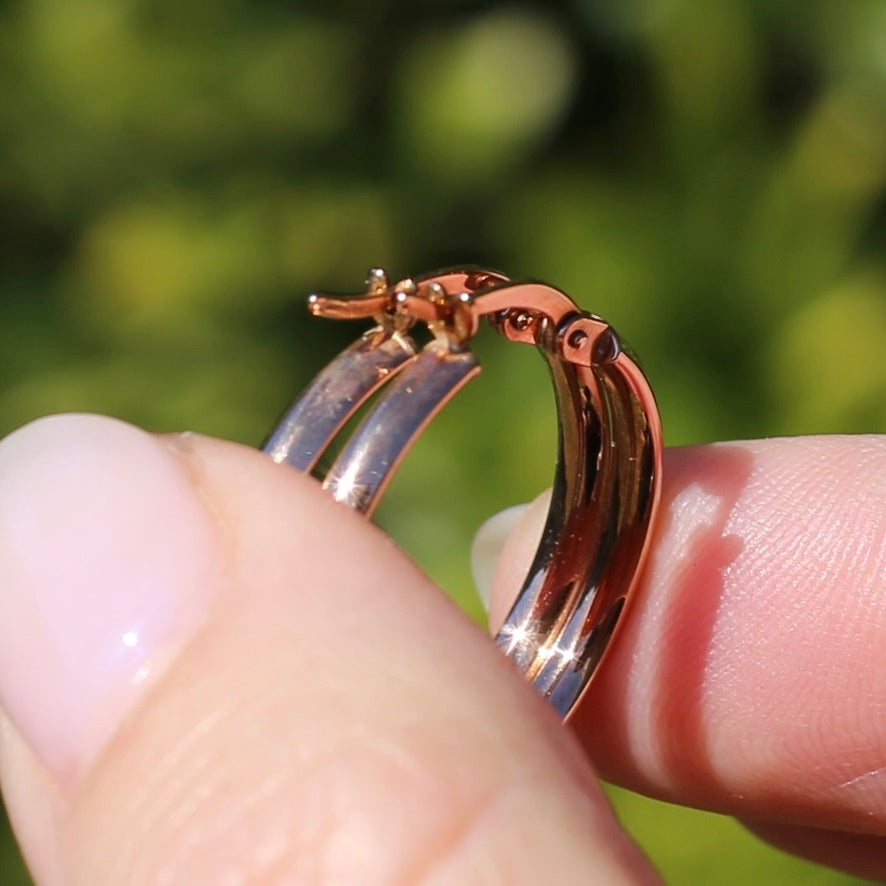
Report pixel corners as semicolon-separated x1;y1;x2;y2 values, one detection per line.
264;329;416;473
262;268;662;720
495;318;661;717
321;343;479;516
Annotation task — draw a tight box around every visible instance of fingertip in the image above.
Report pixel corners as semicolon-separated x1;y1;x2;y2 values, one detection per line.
484;490;550;630
581;438;886;830
471;503;528;609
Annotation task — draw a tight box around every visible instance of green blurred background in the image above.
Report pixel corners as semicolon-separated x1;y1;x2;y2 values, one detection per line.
0;0;884;881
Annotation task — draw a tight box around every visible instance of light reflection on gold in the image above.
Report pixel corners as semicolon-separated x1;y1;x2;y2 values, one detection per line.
500;620;577;671
538;642;576;665
325;462;373;511
499;620;533;655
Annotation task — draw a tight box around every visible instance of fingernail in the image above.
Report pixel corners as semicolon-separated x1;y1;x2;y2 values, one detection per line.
470;504;527;609
0;414;221;784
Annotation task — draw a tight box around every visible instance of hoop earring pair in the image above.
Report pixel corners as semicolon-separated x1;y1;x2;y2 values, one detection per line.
263;268;662;719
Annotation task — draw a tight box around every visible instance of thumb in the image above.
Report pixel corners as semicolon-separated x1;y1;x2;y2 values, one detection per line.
0;414;657;884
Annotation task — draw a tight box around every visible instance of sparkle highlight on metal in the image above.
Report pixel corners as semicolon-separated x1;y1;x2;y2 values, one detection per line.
262;266;663;721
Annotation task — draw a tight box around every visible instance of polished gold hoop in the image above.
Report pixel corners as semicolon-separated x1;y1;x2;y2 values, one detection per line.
263;267;663;720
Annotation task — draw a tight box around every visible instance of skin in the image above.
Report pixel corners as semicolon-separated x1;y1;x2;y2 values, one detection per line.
0;431;884;883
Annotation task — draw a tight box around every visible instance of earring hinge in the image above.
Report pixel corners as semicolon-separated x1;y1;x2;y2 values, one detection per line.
308;268;619;366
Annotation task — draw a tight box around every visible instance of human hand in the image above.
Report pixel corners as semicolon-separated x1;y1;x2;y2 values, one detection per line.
0;415;882;882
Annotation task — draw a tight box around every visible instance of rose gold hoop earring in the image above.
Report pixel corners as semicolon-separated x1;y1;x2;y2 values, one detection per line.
263;267;663;720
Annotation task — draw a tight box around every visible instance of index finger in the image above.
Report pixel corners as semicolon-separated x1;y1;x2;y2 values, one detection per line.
489;435;886;833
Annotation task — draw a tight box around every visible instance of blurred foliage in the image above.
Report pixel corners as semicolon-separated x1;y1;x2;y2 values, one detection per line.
0;0;883;882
